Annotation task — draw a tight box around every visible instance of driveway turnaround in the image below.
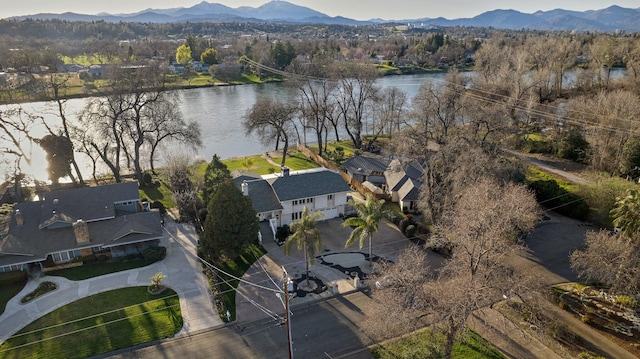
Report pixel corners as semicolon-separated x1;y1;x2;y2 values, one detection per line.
0;219;222;345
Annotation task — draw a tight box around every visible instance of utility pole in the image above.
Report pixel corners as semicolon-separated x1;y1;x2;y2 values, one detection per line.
282;266;293;359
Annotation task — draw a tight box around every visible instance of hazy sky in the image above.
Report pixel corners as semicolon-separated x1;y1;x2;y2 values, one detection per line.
1;1;639;20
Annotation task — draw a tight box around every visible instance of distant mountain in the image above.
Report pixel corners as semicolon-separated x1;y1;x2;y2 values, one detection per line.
7;1;640;31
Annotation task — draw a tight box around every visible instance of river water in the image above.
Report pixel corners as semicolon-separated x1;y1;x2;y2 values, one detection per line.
4;69;626;182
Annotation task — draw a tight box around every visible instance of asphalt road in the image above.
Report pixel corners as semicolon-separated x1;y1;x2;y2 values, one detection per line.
100;291;374;359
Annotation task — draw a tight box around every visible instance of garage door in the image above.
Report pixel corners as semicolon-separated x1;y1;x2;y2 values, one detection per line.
322;207;338;219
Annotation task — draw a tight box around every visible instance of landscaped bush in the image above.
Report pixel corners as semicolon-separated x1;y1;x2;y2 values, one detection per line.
21;281;58;303
615;295;637;308
83;254;97;264
0;270;27;285
276;225;291;244
528;179;589;220
405;225;417;237
399;214;416;236
142;246;167;262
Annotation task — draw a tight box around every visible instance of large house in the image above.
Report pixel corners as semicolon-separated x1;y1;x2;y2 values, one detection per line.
232;167;351;238
0;182;163;274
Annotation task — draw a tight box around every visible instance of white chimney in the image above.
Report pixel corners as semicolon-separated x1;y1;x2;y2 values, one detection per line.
241;181;249;196
15;209;23;226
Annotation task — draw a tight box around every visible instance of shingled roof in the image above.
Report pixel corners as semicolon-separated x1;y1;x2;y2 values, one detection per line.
270;169;351;202
342;156;389;176
232;175;283;214
0;183;162;268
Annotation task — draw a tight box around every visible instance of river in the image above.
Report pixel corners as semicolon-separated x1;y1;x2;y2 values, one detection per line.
3;69;626;183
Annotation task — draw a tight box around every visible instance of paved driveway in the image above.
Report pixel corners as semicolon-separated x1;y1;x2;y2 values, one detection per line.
0;219;221;345
235;217;446;323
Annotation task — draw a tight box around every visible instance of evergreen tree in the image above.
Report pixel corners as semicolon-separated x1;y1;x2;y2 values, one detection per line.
202;154;231;205
201;180;259;261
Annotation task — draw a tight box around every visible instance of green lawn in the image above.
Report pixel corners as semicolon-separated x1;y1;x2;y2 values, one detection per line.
0;282;27;316
223;155;279;175
139;173;176;209
0;287;182;359
372;329;505;359
45;259;157;281
272;151;319;171
216;244;266;321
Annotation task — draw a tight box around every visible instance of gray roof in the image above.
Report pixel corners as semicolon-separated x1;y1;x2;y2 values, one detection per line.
232;176;283;214
37;182;140;223
384;159;424;192
271;170;351;202
342;156;389;176
0;183;162;268
398;178;422;202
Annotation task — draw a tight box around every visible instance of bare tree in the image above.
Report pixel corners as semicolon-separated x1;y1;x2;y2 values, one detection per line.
287;61;336;156
80;63;199;184
567;90;640;174
571;230;640;295
244;96;297;167
364;179;539;358
331;62;380;149
0;108;36;172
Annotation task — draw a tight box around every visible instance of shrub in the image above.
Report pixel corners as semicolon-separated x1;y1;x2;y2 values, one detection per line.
142;172;153;187
405;225;417;237
528;179;589;220
580;314;590;324
142;246;167;262
555;130;589;163
276;225;291;244
151;200;167;215
615;295;637;308
83;255;97;264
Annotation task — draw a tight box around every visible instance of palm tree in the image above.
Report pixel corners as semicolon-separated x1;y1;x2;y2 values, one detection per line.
285;206;324;287
343;195;386;269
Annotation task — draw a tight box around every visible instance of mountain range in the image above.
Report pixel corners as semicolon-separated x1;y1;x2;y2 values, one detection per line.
7;1;640;32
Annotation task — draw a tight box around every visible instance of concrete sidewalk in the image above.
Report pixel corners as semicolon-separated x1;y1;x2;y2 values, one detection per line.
0;219;222;344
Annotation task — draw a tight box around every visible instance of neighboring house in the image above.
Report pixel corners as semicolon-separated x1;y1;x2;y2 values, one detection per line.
341;155;389;185
384;159;424;212
87;64;107;79
233;167;351;237
169;63;185;74
0;182;163;274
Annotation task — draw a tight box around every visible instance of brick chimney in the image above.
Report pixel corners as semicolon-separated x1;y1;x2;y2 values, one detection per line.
73;219;90;244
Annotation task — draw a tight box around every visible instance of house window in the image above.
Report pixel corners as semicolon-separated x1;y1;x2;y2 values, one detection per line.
293;200;298;206
328;194;334;200
306;198;313;203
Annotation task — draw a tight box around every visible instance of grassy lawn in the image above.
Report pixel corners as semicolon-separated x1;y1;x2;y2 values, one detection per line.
0;287;182;359
216;244;266;321
223;155;279;175
139;181;176;209
525;166;579;193
272;151;319;171
372;329;505;359
46;259;157;281
0;282;27;316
